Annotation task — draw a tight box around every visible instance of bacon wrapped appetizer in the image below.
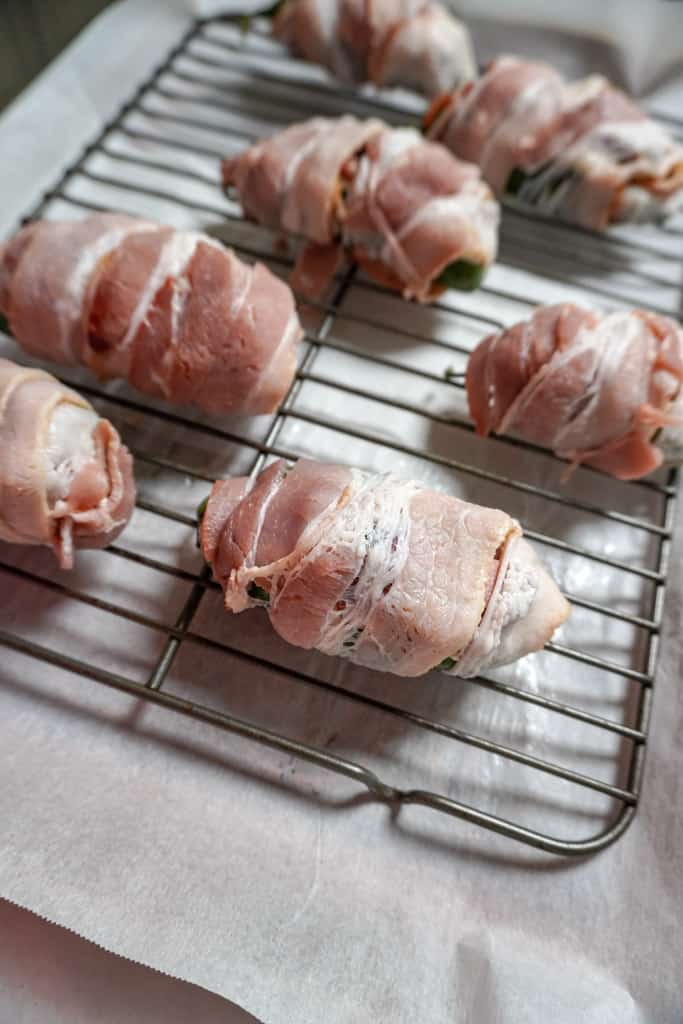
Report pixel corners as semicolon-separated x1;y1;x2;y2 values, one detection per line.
222;116;499;301
466;304;683;480
0;214;302;415
200;458;568;677
425;56;683;230
272;0;476;98
0;358;135;569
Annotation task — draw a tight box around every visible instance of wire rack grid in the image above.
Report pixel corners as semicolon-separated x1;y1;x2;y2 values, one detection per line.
1;14;682;857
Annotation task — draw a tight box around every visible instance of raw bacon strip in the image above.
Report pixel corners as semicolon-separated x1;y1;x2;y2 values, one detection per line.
200;459;569;678
0;358;135;569
425;56;683;229
272;0;476;98
222;116;499;302
224;116;381;245
466;303;683;480
343;127;499;300
0;214;302;415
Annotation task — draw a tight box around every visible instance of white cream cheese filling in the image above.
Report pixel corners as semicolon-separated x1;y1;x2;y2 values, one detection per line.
45;403;98;506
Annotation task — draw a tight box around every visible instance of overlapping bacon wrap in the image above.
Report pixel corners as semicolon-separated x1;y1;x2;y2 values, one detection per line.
425;56;683;229
466;304;683;480
222;116;499;301
272;0;476;98
200;459;569;678
0;358;135;568
0;214;302;415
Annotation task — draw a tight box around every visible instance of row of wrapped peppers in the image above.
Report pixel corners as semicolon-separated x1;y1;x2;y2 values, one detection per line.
3;214;680;479
0;350;568;678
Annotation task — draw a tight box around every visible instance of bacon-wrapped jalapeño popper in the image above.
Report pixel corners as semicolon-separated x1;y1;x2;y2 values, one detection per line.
466;303;683;480
0;357;135;568
425;56;683;230
222;115;499;301
199;458;569;678
272;0;476;99
0;214;302;416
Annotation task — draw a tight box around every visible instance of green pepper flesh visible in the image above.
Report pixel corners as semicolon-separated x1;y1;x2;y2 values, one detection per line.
435;259;485;292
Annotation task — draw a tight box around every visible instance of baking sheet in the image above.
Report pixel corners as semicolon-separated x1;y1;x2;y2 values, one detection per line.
0;2;682;1022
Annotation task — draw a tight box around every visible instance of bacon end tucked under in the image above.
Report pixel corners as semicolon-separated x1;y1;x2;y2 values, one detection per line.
273;0;476;98
425;56;683;229
466;303;683;480
0;358;135;569
201;458;569;678
0;214;302;416
222;116;499;303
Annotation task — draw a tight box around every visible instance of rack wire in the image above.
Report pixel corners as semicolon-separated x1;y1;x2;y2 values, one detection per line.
1;13;682;855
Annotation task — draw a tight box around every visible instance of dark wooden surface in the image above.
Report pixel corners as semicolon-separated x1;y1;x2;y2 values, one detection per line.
0;0;112;110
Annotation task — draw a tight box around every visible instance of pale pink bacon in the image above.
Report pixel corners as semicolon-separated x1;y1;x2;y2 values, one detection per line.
273;0;476;98
222;116;499;302
201;458;569;678
425;56;683;229
466;303;683;480
342;126;498;301
222;116;382;246
0;214;302;415
0;358;135;568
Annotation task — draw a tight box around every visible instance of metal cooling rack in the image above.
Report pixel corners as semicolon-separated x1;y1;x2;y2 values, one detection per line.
1;14;682;856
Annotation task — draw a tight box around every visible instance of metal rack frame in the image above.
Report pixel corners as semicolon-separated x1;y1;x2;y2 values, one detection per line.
1;14;681;856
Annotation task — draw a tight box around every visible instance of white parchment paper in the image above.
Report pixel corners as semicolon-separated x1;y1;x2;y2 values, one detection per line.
0;898;258;1024
0;3;682;1022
